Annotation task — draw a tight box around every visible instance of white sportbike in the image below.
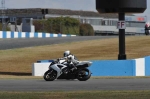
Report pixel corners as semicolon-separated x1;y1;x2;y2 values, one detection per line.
43;59;92;81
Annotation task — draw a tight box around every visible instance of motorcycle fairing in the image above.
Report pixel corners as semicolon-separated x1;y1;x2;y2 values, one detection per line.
50;64;67;78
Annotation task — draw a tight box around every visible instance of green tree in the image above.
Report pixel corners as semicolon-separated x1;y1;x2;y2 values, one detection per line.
33;17;80;35
79;23;94;36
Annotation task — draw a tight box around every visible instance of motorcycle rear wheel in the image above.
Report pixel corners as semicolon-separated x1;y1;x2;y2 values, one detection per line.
77;68;91;81
43;70;57;81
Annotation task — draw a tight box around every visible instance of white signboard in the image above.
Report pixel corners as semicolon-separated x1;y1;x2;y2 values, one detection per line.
117;21;126;29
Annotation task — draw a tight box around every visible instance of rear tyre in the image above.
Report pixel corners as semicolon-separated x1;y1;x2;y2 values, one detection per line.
43;70;57;81
77;68;91;81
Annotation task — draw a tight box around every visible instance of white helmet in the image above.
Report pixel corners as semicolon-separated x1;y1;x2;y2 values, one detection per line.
64;50;70;57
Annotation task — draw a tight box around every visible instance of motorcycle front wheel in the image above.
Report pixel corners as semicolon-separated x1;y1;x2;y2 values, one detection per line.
43;70;57;81
77;68;91;81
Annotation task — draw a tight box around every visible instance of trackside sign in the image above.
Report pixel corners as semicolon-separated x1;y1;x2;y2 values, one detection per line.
117;21;126;29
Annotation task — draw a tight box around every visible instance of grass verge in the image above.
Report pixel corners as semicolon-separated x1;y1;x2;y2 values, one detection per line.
0;91;150;99
0;36;150;77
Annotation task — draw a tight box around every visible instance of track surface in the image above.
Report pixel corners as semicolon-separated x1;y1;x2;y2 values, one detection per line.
0;36;117;50
0;79;150;91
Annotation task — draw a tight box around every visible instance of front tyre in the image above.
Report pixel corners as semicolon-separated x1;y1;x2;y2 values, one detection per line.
43;70;57;81
77;68;91;81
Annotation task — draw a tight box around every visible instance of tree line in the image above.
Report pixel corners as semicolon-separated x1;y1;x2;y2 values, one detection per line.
33;17;94;36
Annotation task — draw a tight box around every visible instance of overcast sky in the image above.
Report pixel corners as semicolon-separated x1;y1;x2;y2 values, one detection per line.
2;0;150;21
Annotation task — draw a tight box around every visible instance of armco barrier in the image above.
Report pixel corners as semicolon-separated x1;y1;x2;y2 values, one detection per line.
89;60;135;76
0;31;76;38
145;56;150;76
32;63;50;76
32;56;149;76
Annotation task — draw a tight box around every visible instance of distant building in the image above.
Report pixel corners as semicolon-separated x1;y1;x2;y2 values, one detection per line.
0;8;147;35
0;8;43;32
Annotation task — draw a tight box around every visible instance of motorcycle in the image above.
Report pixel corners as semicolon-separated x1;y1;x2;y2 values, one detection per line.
43;58;92;81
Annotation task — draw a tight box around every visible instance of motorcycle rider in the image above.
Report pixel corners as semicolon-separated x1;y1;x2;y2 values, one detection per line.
59;50;78;73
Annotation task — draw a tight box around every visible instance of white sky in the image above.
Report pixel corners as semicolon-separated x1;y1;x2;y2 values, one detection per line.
1;0;150;21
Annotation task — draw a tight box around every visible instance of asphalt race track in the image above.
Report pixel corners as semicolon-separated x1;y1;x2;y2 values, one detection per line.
0;36;117;50
0;78;150;91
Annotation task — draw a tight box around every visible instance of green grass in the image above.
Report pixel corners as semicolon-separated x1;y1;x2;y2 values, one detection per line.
0;91;150;99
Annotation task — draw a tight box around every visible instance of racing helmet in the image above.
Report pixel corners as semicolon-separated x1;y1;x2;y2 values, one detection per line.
64;50;70;57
